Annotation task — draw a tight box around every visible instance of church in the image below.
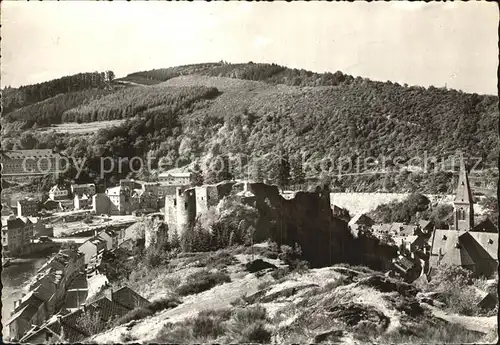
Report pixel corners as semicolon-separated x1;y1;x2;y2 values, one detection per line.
428;161;498;277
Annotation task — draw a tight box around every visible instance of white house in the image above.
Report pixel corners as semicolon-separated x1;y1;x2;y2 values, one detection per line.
49;185;69;201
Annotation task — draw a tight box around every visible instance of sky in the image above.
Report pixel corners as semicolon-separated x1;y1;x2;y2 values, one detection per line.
1;1;498;95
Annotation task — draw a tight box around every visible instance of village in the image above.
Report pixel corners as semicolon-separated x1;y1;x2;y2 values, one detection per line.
1;146;498;342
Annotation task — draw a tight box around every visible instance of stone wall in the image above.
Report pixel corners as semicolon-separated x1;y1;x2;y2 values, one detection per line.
330;192;457;215
163;182;236;238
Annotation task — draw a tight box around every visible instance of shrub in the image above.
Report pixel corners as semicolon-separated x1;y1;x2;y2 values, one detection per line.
177;270;231;296
271;267;290;280
379;319;484;344
114;296;181;326
239;321;272;343
227;306;270;343
191;309;232;340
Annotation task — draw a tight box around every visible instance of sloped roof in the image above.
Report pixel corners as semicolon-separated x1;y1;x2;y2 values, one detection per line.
372;223;392;233
472;217;498;233
430;229;498;267
419;219;432;230
466;232;498;260
112;286;150;311
6;303;39;326
348;213;374;227
7;217;29;229
86;296;130;321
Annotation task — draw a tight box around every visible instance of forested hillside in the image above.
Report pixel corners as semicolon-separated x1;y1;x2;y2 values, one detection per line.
1;62;497;193
2;71;115;113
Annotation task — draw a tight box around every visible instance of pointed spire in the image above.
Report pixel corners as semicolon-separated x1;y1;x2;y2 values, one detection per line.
454;157;473;205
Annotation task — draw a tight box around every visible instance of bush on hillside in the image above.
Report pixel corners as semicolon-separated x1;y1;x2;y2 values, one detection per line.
114;296;181;326
176;270;231;296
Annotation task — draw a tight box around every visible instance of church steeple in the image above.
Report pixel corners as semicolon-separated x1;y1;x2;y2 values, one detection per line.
453;159;474;231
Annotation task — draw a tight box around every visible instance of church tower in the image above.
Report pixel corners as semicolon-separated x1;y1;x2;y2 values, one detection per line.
453;160;474;231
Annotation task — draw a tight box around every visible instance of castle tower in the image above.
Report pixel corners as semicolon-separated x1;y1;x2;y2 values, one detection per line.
453;160;474;231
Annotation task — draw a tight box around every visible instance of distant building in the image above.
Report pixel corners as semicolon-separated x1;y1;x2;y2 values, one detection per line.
17;198;39;217
98;229;119;251
70;183;96;196
106;186;131;215
30;217;54;238
158;171;192;186
74;194;91;210
0;149;64;180
2;216;34;256
78;237;107;264
49;185;70;201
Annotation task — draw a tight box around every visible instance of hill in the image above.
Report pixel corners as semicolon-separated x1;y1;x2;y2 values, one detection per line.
86;247;497;344
1;62;497;193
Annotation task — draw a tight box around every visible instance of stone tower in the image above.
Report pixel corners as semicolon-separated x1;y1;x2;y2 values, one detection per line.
453;160;474;231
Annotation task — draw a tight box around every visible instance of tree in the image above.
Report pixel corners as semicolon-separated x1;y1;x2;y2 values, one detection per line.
290;155;305;186
269;150;290;188
106;70;115;84
75;308;104;336
190;163;204;186
170;228;180;249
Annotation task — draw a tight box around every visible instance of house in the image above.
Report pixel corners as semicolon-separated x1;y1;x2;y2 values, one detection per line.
74;193;91;210
63;272;88;310
78;237;107;264
429;229;498;278
158;171;192;185
6;293;48;341
20;286;149;343
71;183;96;197
116;222;145;250
30;217;54;238
348;213;375;228
131;188;158;211
0;149;64;179
392;254;422;282
17;198;39;217
109;286;150;310
98;229;119;251
43;199;62;212
2;216;34;256
6;249;85;341
49;185;70;201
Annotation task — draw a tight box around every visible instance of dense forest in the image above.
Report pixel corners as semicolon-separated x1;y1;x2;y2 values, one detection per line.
2;71;115;114
1;62;498;193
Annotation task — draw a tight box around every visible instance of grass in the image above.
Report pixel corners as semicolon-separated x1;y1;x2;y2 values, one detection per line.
114;296;181;326
155;305;271;343
176;270;231;296
378;319;485;344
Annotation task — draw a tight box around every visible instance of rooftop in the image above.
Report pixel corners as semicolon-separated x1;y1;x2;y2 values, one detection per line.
0;149;61;160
